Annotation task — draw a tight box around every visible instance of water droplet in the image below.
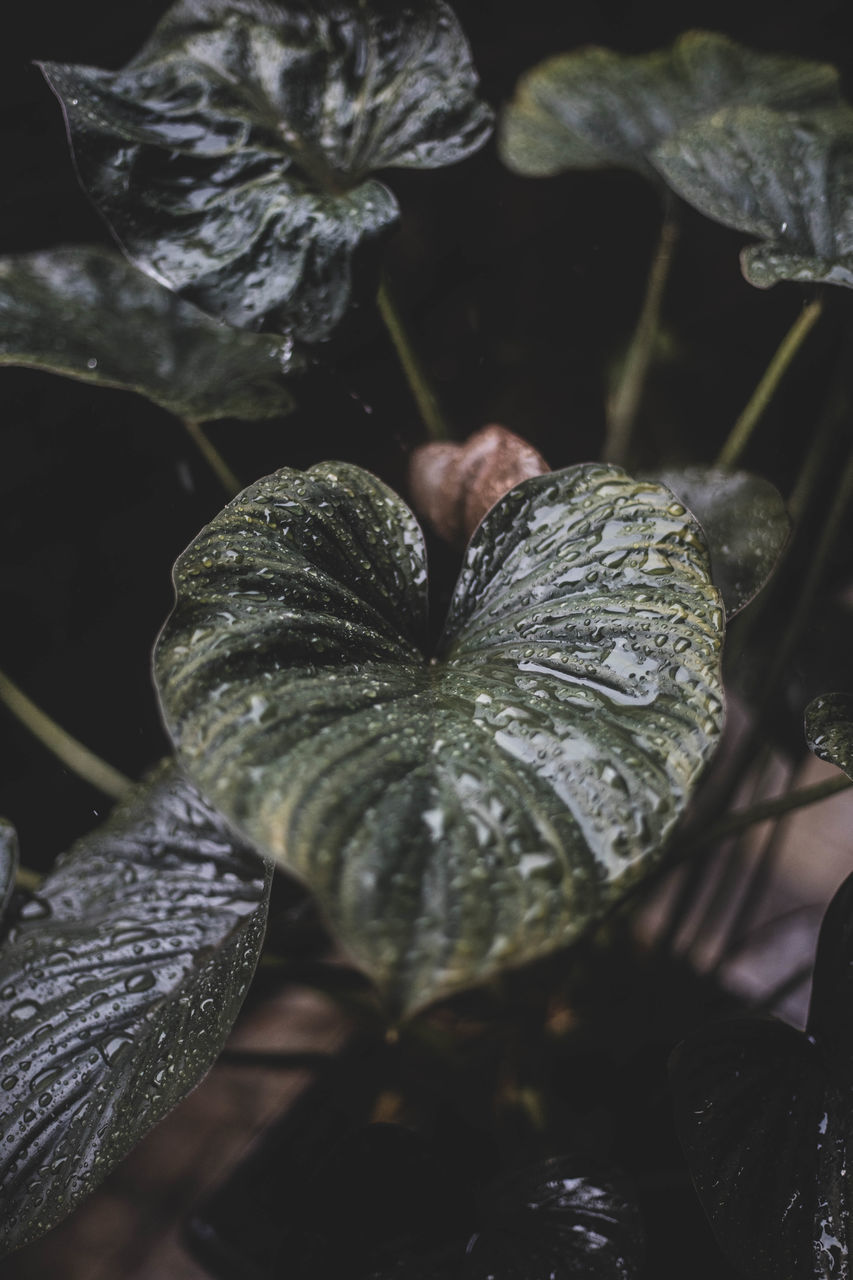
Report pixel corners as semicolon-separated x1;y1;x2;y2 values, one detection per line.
1;1075;18;1091
125;971;156;994
86;357;98;370
9;1001;40;1022
18;897;51;921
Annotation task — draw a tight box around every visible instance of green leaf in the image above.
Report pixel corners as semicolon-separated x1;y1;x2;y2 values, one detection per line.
0;761;271;1257
0;246;297;422
670;869;853;1278
805;692;853;778
41;0;493;344
0;820;17;924
651;467;789;618
652;104;853;289
154;461;724;1015
499;30;839;179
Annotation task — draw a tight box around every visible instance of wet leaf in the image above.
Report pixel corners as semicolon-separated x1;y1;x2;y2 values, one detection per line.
653;104;853;289
651;467;789;618
805;692;853;778
0;821;17;925
408;424;550;548
671;869;853;1278
155;461;724;1014
0;247;297;422
0;761;271;1257
41;0;492;344
499;31;839;179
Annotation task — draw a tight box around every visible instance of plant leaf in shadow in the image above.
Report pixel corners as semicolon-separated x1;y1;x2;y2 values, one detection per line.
805;692;853;779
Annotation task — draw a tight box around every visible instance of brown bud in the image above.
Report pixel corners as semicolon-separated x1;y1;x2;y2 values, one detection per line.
408;425;550;547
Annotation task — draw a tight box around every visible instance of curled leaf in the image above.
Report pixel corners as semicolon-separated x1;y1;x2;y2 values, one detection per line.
671;869;853;1278
653;103;853;289
805;692;853;778
651;467;789;618
408;424;550;547
500;31;839;179
41;0;493;344
0;762;270;1256
0;820;17;925
0;246;297;421
155;461;724;1014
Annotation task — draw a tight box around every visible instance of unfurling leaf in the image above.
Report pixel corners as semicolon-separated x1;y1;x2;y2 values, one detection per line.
0;762;270;1257
155;461;724;1015
653;104;853;289
0;247;297;421
42;0;493;345
650;467;789;618
408;424;550;547
671;869;853;1278
499;31;839;179
805;692;853;778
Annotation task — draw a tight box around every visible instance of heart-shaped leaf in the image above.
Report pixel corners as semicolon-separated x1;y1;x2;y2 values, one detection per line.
650;467;789;618
653;104;853;289
671;869;853;1277
155;461;724;1014
0;761;271;1257
0;247;297;421
499;31;839;179
0;821;17;925
41;0;493;344
805;692;853;778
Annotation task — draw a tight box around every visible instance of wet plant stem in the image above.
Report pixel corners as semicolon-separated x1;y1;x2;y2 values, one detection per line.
377;271;450;442
604;198;679;466
716;297;823;469
182;418;243;497
0;667;132;800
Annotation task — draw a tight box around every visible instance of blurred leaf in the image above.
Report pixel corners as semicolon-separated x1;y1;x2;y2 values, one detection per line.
0;761;271;1257
651;467;789;618
653;104;853;289
155;461;724;1014
805;692;853;778
0;246;297;422
0;821;17;924
500;31;839;179
41;0;492;344
671;869;853;1278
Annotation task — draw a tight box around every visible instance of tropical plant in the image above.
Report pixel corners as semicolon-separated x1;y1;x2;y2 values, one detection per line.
2;3;853;1276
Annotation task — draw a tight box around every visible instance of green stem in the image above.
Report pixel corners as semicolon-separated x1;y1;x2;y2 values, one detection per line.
681;773;852;855
0;667;132;800
716;297;823;469
604;199;679;466
15;866;42;892
182;418;243;497
377;272;450;442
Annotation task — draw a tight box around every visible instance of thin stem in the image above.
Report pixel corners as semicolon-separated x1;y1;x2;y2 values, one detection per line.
0;667;132;800
717;297;823;469
604;199;679;465
681;773;852;855
377;272;450;442
182;418;243;497
15;866;42;892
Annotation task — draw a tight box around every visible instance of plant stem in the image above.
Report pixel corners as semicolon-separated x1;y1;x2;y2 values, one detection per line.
681;773;852;854
716;297;823;469
603;198;679;466
15;866;42;892
0;667;132;800
182;418;243;497
377;271;450;442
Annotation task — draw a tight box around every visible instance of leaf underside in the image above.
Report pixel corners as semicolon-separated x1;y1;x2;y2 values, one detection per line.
0;762;270;1257
805;692;853;779
0;246;297;421
155;461;724;1015
41;0;493;344
499;29;839;179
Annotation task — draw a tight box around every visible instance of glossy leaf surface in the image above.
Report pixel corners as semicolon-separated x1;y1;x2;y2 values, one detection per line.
805;692;853;779
42;0;492;343
0;762;270;1256
0;820;17;925
671;870;853;1278
652;467;789;618
155;461;724;1013
500;31;839;179
0;247;296;421
653;104;853;289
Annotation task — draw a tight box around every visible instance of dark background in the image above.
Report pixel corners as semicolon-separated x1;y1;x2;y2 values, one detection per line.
1;0;852;866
